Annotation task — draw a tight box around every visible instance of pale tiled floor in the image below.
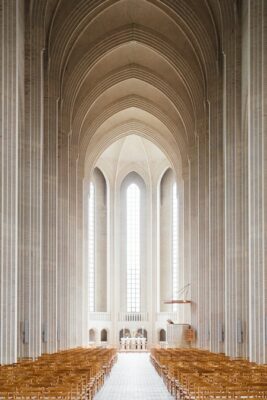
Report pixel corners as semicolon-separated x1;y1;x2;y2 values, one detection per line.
95;353;173;400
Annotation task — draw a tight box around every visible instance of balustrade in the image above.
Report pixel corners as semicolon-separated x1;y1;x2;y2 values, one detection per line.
118;312;148;322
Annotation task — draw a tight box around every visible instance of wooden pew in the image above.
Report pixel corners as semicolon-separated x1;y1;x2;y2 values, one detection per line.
0;347;117;400
150;348;267;399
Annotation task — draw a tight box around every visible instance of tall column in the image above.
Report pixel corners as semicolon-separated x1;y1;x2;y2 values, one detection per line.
247;0;267;363
196;134;210;349
109;182;117;345
189;146;199;338
95;169;107;312
151;182;159;344
17;3;45;360
182;165;192;328
208;83;225;354
76;165;86;346
82;177;90;346
160;169;174;312
68;147;78;348
57;133;70;349
42;79;58;353
222;4;249;359
0;0;24;364
176;174;187;325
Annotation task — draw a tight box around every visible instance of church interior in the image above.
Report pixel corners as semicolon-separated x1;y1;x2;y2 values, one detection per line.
0;0;267;398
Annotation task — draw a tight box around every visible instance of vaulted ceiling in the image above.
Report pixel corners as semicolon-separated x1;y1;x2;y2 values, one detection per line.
36;0;226;173
96;134;171;185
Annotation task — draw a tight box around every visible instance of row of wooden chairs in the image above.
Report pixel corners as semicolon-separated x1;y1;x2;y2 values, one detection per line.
150;348;267;399
0;347;117;399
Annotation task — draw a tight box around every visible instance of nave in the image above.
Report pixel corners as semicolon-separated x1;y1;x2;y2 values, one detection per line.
95;353;173;400
1;0;267;374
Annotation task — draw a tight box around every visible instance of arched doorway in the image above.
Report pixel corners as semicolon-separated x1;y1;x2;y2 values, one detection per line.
136;328;148;339
159;329;166;342
89;328;96;342
101;329;108;342
119;328;131;339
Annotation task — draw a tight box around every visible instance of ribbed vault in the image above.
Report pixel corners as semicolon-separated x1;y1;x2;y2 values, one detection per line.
95;134;171;186
42;0;223;173
83;116;182;179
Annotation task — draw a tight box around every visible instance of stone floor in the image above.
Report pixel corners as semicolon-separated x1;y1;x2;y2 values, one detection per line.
95;353;173;400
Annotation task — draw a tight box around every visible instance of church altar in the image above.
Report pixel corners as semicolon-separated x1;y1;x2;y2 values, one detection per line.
120;337;147;351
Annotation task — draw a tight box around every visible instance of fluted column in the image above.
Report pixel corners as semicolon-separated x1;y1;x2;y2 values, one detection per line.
94;169;107;312
57;132;70;349
42;79;58;353
57;133;86;350
196;133;210;349
222;4;249;359
208;83;225;354
160;169;174;312
176;174;187;325
0;0;24;364
189;145;199;338
151;182;158;343
17;3;45;360
76;164;86;346
66;146;86;348
182;165;191;326
68;147;78;348
109;183;116;345
247;0;267;363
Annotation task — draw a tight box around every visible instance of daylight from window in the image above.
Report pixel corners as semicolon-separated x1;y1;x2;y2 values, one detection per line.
126;183;141;312
88;182;95;312
173;183;178;311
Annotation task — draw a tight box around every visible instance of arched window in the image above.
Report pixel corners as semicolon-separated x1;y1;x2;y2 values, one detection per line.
101;329;108;342
89;329;96;342
127;183;141;312
88;182;95;312
172;183;179;311
159;329;166;342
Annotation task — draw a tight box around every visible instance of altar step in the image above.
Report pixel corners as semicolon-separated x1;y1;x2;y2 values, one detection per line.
119;349;149;353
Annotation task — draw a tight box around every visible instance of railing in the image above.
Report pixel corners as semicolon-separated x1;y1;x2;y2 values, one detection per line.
89;312;178;322
89;312;111;321
118;312;149;322
156;312;179;322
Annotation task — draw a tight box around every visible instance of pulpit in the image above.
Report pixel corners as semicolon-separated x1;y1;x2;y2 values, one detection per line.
167;323;191;347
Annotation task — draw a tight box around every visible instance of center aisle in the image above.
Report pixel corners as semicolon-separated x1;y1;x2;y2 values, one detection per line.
95;353;173;400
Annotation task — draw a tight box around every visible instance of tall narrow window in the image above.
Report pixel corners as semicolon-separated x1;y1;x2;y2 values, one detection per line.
172;183;178;311
88;182;95;312
127;183;141;312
